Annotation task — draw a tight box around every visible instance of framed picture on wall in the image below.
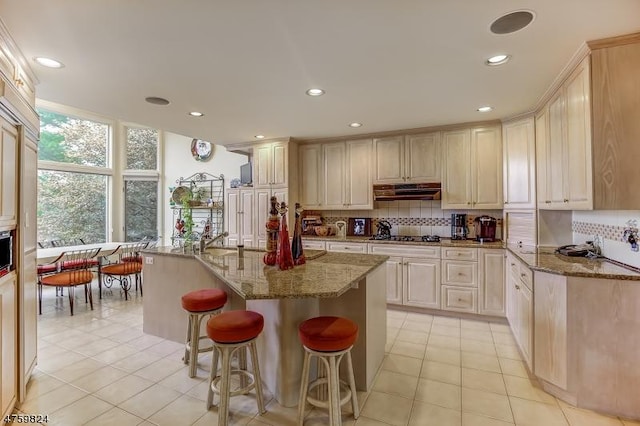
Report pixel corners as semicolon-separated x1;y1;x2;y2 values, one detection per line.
347;218;371;236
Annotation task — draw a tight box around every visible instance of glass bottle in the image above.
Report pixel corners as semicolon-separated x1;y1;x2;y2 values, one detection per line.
263;196;279;266
276;202;294;270
291;203;305;265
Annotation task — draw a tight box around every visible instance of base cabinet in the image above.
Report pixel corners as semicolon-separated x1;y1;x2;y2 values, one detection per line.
506;251;533;369
1;273;17;420
478;249;506;317
404;258;440;309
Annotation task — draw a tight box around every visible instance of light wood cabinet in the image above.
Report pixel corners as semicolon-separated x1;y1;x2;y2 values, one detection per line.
537;58;592;209
1;272;17;420
225;189;256;248
298;144;323;208
503;117;536;209
0;116;17;227
301;239;326;250
373;133;440;183
325;241;367;253
321;139;373;210
385;256;403;305
506;251;533;369
253;141;288;189
478;249;506;317
255;188;287;249
442;125;502;209
441;248;478;313
404;258;440;309
441;285;476;313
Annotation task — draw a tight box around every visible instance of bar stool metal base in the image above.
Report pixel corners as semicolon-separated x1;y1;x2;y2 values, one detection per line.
297;345;359;426
207;337;266;426
183;307;223;377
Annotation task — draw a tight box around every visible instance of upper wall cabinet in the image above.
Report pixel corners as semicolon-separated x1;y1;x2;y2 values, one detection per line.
537;58;592;210
323;139;373;210
253;140;288;189
442;125;502;209
373;132;440;184
0;116;18;227
298;144;323;208
537;34;640;210
503;117;536;209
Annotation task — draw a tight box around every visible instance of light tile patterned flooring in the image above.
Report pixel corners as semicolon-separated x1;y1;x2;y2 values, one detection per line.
13;284;640;426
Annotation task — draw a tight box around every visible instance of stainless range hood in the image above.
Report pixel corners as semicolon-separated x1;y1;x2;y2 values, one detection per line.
373;183;441;201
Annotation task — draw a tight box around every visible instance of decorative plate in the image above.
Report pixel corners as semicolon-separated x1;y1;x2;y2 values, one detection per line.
191;139;214;161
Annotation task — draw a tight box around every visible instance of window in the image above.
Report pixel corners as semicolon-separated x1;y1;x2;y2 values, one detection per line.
38;170;107;244
124;126;159;241
37;108;111;245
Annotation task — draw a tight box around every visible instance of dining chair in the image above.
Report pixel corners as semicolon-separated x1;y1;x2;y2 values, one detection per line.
101;242;146;300
38;248;100;315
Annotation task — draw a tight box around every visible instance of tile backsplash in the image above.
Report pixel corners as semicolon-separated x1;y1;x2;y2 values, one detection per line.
573;210;640;269
313;200;502;239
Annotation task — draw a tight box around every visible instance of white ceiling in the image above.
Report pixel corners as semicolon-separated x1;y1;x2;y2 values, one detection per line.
1;0;639;145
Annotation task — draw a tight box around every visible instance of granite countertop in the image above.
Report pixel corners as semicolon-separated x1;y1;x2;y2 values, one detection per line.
180;248;389;300
302;235;504;249
507;244;640;281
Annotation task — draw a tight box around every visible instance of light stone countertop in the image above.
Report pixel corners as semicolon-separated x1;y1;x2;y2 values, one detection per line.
145;247;389;300
302;235;504;249
507;244;640;281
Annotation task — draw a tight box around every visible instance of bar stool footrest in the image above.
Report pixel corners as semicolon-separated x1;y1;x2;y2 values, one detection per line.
210;369;256;400
306;378;353;409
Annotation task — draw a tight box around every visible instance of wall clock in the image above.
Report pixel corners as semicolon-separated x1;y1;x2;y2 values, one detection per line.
191;139;214;161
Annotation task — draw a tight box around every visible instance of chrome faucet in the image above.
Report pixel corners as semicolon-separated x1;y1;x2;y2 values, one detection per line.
200;231;229;252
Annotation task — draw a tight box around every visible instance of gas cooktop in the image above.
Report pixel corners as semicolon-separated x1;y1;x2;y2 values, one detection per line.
369;235;441;242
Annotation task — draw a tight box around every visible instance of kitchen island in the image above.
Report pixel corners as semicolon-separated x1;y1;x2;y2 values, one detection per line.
141;247;388;407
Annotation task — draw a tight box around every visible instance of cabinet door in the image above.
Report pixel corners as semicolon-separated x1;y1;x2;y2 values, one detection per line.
225;190;240;246
472;126;502;209
503;118;536;209
322;143;346;209
345;139;373;209
253;144;272;188
1;274;17;418
271;142;288;188
547;91;567;207
299;144;323;208
441;260;478;287
385;256;403;305
404;258;440;309
0;117;18;226
564;59;592;209
478;249;506;317
255;190;270;243
441;285;477;313
535;108;550;208
441;129;471;209
405;132;440;183
518;283;533;369
505;253;519;335
373;136;404;183
239;189;255;248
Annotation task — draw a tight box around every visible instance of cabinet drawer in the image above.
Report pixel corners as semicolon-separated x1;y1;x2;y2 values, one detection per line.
368;243;440;259
302;240;326;250
442;247;478;261
326;242;366;253
519;265;533;291
442;260;478;287
441;285;477;313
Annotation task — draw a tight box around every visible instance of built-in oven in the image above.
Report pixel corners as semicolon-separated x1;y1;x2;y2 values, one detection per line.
0;231;13;275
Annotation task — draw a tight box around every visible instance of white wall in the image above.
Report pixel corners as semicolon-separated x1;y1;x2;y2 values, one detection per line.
573;210;640;269
162;132;247;245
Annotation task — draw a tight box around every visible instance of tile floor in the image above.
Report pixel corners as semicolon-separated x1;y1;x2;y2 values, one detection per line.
12;283;640;426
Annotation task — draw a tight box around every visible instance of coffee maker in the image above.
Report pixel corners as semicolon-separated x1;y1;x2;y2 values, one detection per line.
451;214;468;240
474;216;497;242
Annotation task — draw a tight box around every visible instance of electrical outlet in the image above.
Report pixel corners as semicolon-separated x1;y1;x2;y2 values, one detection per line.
145;257;154;265
592;235;603;255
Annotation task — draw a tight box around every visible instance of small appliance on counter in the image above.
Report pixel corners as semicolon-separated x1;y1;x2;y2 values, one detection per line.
451;213;468;240
474;215;497;242
301;215;323;235
335;221;347;239
371;220;392;240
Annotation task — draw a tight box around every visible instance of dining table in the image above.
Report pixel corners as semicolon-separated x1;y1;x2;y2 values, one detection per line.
36;242;125;264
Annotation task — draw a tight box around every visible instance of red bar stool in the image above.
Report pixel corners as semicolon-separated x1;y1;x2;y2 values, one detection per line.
181;288;228;378
297;316;360;426
206;310;266;426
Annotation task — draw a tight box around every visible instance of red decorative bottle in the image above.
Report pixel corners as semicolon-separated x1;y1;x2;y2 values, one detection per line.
263;196;279;266
291;203;305;265
276;202;294;270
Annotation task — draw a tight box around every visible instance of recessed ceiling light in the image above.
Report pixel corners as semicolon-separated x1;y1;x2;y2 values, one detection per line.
255;135;265;139
306;88;325;96
349;122;362;128
34;57;64;68
486;54;511;66
145;96;170;105
189;111;204;117
477;106;493;112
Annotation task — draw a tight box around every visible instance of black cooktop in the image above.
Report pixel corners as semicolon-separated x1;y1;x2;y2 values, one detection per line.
369;235;440;242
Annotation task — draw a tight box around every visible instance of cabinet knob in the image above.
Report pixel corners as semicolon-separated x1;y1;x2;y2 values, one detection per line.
515;284;520;290
458;298;463;302
546;200;551;204
467;202;471;205
504;201;509;204
563;199;569;203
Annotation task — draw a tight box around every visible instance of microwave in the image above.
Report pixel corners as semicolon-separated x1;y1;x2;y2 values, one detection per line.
0;231;13;273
